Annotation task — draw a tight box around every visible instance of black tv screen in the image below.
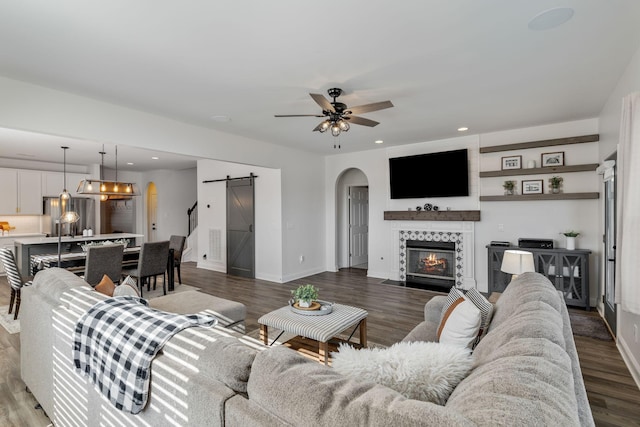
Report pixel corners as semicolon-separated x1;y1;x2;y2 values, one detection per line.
389;149;469;199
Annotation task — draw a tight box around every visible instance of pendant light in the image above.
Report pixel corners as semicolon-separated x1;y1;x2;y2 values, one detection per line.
76;145;139;198
58;146;80;265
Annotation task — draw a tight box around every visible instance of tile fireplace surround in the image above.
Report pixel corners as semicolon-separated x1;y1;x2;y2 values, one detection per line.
393;221;476;289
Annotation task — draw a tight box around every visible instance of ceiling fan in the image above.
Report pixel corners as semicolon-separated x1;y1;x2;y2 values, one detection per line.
275;88;393;137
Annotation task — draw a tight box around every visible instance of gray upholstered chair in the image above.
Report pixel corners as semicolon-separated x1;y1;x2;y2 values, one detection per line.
0;247;32;319
169;235;186;285
122;240;170;297
84;244;125;286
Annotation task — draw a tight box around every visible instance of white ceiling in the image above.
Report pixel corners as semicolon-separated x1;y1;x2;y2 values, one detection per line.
0;0;639;162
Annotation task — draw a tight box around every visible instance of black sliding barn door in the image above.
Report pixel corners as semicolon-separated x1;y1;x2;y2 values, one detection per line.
227;177;255;278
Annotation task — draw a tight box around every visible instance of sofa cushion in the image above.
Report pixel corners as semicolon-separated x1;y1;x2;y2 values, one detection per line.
332;341;472;404
247;346;475;426
446;338;580;426
489;272;562;332
464;287;494;341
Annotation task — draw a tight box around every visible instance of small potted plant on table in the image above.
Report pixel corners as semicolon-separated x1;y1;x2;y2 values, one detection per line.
291;284;319;308
561;230;580;250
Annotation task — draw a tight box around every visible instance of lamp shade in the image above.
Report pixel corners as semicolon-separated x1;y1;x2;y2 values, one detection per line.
500;250;535;275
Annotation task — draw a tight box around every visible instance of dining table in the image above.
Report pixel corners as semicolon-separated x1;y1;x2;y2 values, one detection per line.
30;247;176;291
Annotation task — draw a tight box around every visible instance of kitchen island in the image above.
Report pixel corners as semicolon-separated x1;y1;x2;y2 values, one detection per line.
14;233;143;276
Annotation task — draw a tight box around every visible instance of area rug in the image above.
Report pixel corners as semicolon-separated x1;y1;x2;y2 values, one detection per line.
569;312;613;341
0;306;20;334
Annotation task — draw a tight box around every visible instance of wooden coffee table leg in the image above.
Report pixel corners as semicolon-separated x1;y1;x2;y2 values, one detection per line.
319;341;329;365
259;324;268;345
359;318;368;348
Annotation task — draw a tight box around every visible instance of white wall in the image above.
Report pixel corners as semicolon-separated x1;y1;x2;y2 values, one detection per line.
196;159;283;282
140;168;197;241
325;119;601;296
0;75;325;282
598;44;640;387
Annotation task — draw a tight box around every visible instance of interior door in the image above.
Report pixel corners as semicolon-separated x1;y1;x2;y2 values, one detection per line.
227;177;255;278
603;161;617;334
349;186;369;267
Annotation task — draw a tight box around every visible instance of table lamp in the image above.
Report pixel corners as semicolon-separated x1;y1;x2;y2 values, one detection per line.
501;250;535;280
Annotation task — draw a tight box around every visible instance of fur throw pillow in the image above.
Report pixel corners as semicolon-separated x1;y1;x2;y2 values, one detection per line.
332;341;472;405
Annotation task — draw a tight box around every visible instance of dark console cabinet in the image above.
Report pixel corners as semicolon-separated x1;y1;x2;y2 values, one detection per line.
487;245;591;310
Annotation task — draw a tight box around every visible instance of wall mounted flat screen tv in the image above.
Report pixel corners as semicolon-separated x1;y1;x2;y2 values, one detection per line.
389;149;469;199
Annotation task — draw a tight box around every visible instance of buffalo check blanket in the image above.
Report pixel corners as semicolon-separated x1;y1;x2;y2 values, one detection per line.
73;296;217;414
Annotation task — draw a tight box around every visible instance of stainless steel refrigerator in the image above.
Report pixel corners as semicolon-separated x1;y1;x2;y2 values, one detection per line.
43;197;96;237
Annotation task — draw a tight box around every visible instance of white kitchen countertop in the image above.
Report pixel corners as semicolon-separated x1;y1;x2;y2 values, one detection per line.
14;233;144;245
0;233;47;240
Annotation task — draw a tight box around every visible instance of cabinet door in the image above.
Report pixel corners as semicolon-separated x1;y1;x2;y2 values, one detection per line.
533;252;559;289
557;253;587;307
17;170;42;214
488;248;512;293
0;169;18;214
42;171;64;197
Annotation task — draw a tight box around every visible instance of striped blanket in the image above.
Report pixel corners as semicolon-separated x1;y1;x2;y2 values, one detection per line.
73;296;217;414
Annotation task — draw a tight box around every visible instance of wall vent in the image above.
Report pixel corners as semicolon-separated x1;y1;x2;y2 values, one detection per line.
209;228;222;261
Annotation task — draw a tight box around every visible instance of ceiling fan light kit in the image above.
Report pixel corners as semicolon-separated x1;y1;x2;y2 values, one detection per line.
275;87;393;144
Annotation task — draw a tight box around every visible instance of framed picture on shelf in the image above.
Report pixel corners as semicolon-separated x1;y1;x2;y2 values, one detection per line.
541;151;564;167
522;179;544;195
501;155;522;170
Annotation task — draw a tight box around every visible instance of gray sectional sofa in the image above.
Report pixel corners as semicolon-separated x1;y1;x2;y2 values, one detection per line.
21;268;593;426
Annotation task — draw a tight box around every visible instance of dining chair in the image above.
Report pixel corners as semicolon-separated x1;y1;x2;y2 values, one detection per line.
84;244;125;286
122;240;170;298
0;247;32;320
169;235;186;285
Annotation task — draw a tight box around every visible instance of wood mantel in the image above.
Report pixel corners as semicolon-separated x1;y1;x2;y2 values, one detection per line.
384;210;481;221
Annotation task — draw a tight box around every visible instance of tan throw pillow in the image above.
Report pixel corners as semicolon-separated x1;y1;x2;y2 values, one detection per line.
95;274;115;297
437;295;481;349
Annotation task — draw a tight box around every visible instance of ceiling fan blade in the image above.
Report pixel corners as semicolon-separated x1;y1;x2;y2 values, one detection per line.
347;116;380;127
274;114;326;117
347;100;394;115
310;93;335;112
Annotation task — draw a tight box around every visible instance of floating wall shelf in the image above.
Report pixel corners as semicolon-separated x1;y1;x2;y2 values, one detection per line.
479;164;599;178
479;192;599;202
479;134;599;153
384;210;481;221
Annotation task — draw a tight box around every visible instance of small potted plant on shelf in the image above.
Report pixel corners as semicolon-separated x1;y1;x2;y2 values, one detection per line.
549;176;563;194
561;230;580;250
503;180;516;195
291;284;319;308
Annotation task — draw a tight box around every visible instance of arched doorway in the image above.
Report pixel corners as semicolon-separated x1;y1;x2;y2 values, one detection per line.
146;182;158;241
336;168;369;270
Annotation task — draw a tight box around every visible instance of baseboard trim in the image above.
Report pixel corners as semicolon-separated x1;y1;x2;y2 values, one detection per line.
617;335;640;390
281;267;326;283
366;270;387;280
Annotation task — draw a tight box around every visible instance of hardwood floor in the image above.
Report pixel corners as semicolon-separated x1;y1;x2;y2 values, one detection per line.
1;263;639;426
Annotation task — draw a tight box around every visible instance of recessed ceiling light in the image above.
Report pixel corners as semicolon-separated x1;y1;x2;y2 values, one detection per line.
151;156;159;160
210;115;231;122
458;127;469;132
375;140;384;144
127;162;134;165
528;8;574;31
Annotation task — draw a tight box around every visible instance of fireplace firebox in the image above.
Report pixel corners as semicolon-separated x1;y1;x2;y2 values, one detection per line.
406;240;456;290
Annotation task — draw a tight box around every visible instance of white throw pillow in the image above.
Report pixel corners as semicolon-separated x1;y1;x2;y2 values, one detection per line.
332;341;472;405
113;275;140;297
437;297;481;348
465;287;494;342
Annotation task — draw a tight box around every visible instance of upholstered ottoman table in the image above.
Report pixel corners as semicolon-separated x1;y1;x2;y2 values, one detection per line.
150;290;247;332
258;303;368;365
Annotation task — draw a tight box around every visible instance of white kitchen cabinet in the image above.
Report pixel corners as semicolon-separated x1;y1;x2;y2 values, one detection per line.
0;169;18;214
43;171;90;198
0;169;42;214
